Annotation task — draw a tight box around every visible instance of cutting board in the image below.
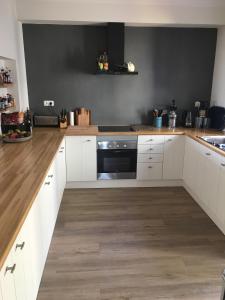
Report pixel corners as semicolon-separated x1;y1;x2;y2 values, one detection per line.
75;108;91;126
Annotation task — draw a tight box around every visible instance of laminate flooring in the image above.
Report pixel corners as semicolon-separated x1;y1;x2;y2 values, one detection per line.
37;187;225;300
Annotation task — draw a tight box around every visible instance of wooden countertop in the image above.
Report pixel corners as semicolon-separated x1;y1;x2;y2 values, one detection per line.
0;128;65;269
0;125;225;270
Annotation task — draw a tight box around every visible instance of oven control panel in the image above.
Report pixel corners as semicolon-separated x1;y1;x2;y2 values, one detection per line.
97;140;137;150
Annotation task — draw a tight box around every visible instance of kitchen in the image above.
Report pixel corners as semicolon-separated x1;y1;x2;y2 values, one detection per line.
1;0;225;300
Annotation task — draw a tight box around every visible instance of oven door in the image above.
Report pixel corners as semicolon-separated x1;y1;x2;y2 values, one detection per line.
97;149;137;180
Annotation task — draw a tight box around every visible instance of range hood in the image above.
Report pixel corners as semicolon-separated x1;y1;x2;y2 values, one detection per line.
96;22;138;75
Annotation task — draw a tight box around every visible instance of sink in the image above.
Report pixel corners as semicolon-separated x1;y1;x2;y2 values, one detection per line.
200;136;225;145
200;136;225;151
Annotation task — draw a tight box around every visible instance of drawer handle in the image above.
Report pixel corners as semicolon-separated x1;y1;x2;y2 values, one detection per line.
16;242;25;251
5;264;16;275
221;163;225;167
60;147;65;150
205;153;211;156
48;174;53;178
167;139;172;142
45;181;51;185
149;148;153;151
148;166;153;169
149;157;153;160
147;139;153;142
86;139;91;142
59;150;63;153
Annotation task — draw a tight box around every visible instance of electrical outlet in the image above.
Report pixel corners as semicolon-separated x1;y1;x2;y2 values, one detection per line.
43;100;55;107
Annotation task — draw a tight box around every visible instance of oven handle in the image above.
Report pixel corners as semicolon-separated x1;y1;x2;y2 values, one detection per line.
97;149;137;152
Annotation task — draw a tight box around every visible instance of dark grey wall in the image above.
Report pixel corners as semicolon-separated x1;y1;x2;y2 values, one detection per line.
23;24;217;125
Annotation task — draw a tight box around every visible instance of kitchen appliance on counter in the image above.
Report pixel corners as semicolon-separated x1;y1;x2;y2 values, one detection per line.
97;136;137;180
33;115;58;127
208;106;225;130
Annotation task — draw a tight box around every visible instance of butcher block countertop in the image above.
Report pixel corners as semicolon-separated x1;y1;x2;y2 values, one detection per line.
0;125;225;269
0;128;65;269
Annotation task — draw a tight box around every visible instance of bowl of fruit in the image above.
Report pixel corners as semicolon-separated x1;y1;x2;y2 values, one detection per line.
2;129;32;143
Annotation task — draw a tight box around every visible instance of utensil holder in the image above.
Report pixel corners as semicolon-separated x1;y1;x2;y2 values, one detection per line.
154;117;162;128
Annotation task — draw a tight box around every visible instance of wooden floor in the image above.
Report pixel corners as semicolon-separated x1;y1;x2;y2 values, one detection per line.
37;187;225;300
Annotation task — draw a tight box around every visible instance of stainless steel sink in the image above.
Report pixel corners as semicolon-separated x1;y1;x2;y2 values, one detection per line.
200;136;225;145
200;136;225;151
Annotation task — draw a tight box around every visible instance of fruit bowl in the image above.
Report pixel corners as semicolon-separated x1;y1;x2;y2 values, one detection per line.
2;135;32;143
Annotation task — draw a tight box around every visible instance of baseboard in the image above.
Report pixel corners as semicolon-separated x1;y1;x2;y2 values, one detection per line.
66;179;183;189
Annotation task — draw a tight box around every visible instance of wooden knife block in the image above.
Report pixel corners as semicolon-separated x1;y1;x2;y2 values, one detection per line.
75;108;91;126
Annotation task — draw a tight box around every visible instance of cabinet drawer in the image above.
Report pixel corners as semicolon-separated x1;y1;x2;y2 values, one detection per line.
138;153;163;163
138;135;164;144
137;163;163;180
138;144;164;154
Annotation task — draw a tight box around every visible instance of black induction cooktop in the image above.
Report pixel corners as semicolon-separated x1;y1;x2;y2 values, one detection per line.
98;126;134;132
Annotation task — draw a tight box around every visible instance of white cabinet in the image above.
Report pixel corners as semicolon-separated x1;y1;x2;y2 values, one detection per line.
0;137;67;300
55;139;66;204
0;285;2;300
0;253;17;300
196;147;220;211
138;135;164;144
163;135;185;180
216;158;225;228
137;135;164;180
137;162;163;180
183;137;198;190
66;136;97;181
11;232;28;300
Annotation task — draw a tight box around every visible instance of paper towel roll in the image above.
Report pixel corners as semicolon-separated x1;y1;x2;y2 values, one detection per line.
70;111;74;126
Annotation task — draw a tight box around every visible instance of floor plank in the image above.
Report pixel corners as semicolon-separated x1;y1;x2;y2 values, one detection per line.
37;187;225;300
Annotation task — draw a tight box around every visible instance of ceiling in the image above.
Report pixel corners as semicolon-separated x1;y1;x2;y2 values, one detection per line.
16;0;225;7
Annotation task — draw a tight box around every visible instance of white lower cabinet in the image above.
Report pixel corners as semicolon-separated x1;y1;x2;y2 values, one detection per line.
163;135;185;180
216;159;225;228
137;162;163;180
0;253;17;300
137;135;164;180
183;136;225;234
66;136;97;181
0;138;66;300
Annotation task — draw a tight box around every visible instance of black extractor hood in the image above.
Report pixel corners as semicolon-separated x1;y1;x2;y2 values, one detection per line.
96;22;138;75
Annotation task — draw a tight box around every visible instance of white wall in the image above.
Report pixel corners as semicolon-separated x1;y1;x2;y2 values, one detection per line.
211;26;225;107
16;0;225;26
0;0;29;110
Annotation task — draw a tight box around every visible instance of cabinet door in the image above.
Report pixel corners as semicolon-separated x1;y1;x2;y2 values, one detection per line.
55;138;66;204
137;163;163;180
0;284;3;300
66;136;83;181
81;136;97;181
216;159;225;228
183;137;198;190
66;136;97;181
39;161;57;263
163;135;185;180
138;135;164;144
0;253;17;300
26;196;44;295
11;231;27;300
197;148;220;211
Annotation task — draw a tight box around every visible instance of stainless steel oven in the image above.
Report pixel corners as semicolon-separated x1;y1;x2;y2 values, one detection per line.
97;136;137;180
